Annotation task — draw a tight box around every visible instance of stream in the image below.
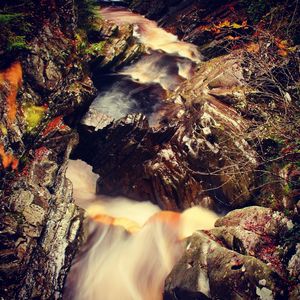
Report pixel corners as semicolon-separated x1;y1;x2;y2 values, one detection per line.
64;6;218;300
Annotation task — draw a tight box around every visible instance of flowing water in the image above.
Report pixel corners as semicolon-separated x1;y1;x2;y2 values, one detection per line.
100;7;201;63
88;7;202;127
64;7;217;300
65;160;218;300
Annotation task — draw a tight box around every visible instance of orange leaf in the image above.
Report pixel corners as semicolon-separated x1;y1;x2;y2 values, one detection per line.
0;61;23;123
278;49;288;57
11;158;19;170
226;35;240;40
4;61;22;88
6;89;17;123
0;144;18;170
246;42;260;53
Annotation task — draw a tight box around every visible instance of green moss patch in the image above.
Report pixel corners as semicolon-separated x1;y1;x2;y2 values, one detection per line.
23;105;47;132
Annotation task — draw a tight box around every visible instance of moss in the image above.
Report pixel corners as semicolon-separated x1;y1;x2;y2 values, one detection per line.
84;41;106;56
0;13;23;24
75;31;88;54
7;35;29;51
23;105;47;132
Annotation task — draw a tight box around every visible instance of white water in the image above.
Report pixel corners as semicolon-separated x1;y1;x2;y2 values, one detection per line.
100;7;202;63
91;82;140;122
88;7;202;126
120;52;194;90
65;7;214;300
65;160;218;300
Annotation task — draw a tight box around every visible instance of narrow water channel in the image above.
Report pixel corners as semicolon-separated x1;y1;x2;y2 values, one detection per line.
64;6;217;300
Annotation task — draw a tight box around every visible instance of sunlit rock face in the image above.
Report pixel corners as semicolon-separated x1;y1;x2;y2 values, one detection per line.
0;1;97;298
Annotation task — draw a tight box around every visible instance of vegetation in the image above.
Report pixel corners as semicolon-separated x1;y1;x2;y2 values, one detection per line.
0;13;30;52
23;104;47;132
239;0;276;23
0;1;36;67
75;0;100;32
84;41;106;56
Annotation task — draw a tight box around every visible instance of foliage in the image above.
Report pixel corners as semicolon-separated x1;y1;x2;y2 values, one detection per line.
0;13;23;24
84;41;106;56
0;12;30;52
0;143;19;170
0;2;34;60
0;61;22;123
238;30;300;211
75;0;100;32
7;35;28;51
239;0;278;24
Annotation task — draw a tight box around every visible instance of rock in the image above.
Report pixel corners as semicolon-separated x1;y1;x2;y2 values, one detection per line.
130;0;181;19
164;206;291;300
0;1;97;298
212;207;294;277
90;22;145;74
288;244;300;281
74;54;257;211
73;113;178;203
215;206;292;238
0;128;85;299
164;231;286;299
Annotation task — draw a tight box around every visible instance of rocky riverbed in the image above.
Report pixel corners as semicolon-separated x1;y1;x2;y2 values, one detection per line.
0;0;299;299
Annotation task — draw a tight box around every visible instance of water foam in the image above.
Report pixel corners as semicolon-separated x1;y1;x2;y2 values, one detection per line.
64;160;218;300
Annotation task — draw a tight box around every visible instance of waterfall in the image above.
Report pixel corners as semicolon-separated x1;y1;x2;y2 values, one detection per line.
64;7;217;300
87;7;202;128
64;160;218;300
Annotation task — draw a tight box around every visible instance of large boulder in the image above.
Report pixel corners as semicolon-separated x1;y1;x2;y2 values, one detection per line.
164;206;294;299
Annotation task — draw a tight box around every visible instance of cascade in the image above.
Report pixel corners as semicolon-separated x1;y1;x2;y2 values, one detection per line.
87;7;202;128
64;7;217;300
64;160;218;300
